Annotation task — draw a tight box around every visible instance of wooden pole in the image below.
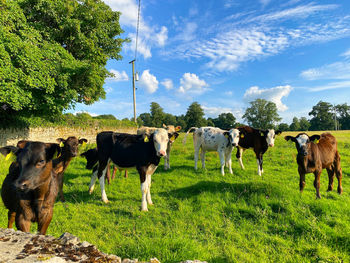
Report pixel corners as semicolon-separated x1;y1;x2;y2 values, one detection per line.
129;59;137;123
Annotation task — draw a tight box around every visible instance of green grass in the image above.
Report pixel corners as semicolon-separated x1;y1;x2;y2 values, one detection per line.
1;131;350;262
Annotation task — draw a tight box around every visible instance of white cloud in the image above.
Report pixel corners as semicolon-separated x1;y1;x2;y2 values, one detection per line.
224;91;233;96
178;73;209;95
73;111;99;117
107;69;129;82
103;0;168;58
202;106;233;118
174;22;198;42
308;81;350;92
138;70;159;94
260;0;272;7
341;48;350;58
105;86;113;93
161;79;174;90
300;62;350;80
243;85;292;111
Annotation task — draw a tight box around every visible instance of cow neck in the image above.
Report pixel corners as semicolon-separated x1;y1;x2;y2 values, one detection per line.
53;153;73;173
34;161;54;204
147;139;161;165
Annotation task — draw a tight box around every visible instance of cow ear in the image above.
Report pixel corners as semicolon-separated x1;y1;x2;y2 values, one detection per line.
223;131;230;139
79;138;88;144
143;134;150;143
163;123;167;128
284;136;296;142
275;130;282;135
310;135;321;142
175;126;182;132
0;146;20;162
45;143;62;160
169;132;179;143
16;140;28;149
56;138;65;143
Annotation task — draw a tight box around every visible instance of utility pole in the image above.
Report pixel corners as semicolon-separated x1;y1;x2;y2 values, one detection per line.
129;59;137;123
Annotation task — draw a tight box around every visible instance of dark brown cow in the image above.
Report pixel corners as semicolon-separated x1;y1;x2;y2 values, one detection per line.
236;126;282;176
285;133;342;198
1;142;61;234
16;137;87;202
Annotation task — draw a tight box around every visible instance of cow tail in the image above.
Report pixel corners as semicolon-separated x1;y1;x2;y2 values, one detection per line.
183;127;197;145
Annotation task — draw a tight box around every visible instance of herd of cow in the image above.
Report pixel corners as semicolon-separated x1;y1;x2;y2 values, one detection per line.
0;124;343;235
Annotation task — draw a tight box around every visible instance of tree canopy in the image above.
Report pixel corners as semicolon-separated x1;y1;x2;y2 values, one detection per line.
185;102;207;130
0;0;126;118
242;99;281;129
309;101;334;131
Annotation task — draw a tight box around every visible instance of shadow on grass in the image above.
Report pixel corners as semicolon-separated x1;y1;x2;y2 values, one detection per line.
159;180;283;200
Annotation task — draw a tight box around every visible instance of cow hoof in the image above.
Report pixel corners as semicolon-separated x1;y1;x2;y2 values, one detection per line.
102;199;109;204
338;187;343;194
141;207;149;212
88;189;93;195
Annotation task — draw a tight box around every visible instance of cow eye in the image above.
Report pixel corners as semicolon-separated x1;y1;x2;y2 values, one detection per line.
37;160;45;167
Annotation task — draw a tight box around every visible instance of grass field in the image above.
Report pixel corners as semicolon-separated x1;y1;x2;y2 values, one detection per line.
0;131;349;262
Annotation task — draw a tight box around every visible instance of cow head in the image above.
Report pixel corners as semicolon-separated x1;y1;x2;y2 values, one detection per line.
14;142;61;191
151;128;169;157
262;129;282;147
285;133;320;156
56;137;87;157
224;129;240;147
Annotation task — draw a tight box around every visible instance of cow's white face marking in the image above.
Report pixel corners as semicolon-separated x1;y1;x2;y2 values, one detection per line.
296;134;309;147
153;128;169;157
266;129;276;147
229;129;240;146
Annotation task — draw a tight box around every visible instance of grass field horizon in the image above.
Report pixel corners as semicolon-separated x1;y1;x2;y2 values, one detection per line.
0;130;349;262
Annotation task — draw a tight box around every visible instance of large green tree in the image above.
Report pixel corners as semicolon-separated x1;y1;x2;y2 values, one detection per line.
309;101;334;130
299;117;311;131
212;113;236;129
242;99;281;129
289;117;301;131
150;102;165;127
0;0;126;118
185;102;207;130
335;103;350;130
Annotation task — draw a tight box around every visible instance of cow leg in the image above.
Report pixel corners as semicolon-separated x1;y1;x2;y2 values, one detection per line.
334;151;342;194
194;145;201;170
225;150;233;174
98;164;109;203
112;166;117;180
298;167;306;193
164;144;171;170
218;149;226;176
146;164;158;206
15;213;31;233
236;147;245;170
326;168;335;191
201;149;206;169
314;171;321;199
38;208;53;235
255;152;263;176
88;168;98;194
105;162;111;185
124;169;128;178
7;211;16;228
57;173;65;202
138;167;148;211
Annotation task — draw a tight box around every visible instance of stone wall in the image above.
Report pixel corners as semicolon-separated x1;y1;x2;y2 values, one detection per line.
0;127;137;147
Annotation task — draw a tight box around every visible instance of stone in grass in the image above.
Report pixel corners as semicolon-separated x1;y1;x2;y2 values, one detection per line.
58;232;80;245
150;258;161;263
180;261;208;263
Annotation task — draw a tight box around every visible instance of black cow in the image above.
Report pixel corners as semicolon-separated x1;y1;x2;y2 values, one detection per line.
88;129;170;211
236;126;282;176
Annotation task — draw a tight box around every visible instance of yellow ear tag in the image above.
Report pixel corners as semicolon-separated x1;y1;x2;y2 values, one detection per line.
82;141;87;147
170;135;175;141
315;139;319;144
5;151;16;162
261;132;264;137
225;134;229;138
240;134;244;138
59;142;64;147
144;136;149;143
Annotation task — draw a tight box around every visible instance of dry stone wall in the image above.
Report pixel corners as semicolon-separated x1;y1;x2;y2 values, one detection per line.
0;127;137;147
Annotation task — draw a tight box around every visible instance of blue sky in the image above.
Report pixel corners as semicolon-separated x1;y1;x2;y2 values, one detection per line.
71;0;350;123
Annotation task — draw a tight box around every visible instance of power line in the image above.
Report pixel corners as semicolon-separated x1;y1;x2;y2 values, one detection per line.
134;0;141;62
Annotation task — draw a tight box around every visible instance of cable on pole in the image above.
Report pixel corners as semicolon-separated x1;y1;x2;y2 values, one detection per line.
135;0;141;62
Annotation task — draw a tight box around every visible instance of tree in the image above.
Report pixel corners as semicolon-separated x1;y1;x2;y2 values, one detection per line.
176;115;187;129
309;101;334;130
185;102;207;130
242;99;281;129
299;117;311;131
138;113;152;127
93;114;116;120
212;113;236;129
335;103;350;130
150;102;165;127
278;123;289;131
0;0;126;118
163;113;177;126
289;117;301;131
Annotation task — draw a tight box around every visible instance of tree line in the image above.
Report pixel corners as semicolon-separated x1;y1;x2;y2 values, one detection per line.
137;100;350;131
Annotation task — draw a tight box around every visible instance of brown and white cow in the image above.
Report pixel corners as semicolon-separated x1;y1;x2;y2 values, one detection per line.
236;126;282;176
183;127;240;176
285;132;342;198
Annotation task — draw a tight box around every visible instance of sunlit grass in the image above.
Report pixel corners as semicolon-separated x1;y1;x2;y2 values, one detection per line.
0;131;349;262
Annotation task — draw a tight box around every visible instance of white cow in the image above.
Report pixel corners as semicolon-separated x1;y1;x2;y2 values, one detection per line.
183;127;240;175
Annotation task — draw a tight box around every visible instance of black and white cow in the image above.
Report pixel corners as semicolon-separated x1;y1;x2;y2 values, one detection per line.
236;126;282;176
88;129;170;211
183;127;240;175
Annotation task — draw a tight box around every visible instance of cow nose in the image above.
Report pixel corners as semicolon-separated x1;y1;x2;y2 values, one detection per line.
158;150;166;157
16;181;28;190
232;143;237;147
269;144;274;147
303;152;308;156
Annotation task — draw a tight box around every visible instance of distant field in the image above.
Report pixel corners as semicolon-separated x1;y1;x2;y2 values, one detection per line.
0;130;349;263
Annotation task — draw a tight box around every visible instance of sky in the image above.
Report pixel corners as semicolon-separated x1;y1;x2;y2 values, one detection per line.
71;0;350;124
